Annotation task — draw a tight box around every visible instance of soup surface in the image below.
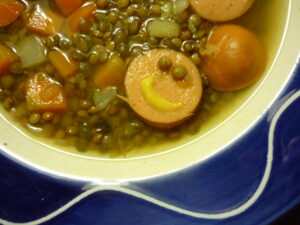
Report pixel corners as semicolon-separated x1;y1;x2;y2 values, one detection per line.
0;0;266;157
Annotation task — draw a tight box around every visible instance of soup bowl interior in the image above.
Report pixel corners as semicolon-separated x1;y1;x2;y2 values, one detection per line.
0;0;299;182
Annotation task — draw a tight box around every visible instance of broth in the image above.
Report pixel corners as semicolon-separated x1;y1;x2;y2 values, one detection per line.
0;0;287;158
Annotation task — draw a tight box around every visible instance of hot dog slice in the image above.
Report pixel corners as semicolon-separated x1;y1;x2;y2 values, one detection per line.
202;24;266;91
125;49;202;128
189;0;255;22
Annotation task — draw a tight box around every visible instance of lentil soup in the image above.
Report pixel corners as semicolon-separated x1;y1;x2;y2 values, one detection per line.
0;0;281;158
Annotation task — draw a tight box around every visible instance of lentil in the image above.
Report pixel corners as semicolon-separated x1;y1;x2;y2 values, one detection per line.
9;62;23;74
172;65;188;80
78;18;93;34
158;56;172;71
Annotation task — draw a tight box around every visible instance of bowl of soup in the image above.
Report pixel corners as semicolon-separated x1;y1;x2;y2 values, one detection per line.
1;0;300;224
0;0;298;183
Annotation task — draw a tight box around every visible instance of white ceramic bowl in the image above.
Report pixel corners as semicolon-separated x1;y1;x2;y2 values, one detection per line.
0;0;299;182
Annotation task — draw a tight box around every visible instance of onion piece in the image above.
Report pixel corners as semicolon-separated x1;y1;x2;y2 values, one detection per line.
147;19;180;38
93;87;117;110
161;2;173;18
173;0;189;15
17;35;47;68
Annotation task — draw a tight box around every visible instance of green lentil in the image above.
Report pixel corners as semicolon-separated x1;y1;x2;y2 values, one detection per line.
96;0;109;9
75;137;88;151
89;52;100;65
209;92;220;104
148;36;158;46
129;19;141;35
171;37;182;48
77;110;88;117
182;41;194;52
88;106;99;114
190;53;201;66
55;129;65;139
158;56;172;71
42;112;54;121
45;36;55;48
99;50;109;63
117;0;129;9
137;5;148;19
78;18;93;34
3;97;14;110
108;12;119;24
105;41;115;51
66;126;78;135
180;29;193;41
59;38;71;50
28;113;41;124
116;43;129;57
188;14;201;26
172;65;187;80
102;135;115;149
71;50;86;61
150;4;161;16
98;21;109;33
92;133;103;144
79;63;90;73
126;4;136;15
1;75;15;89
9;62;23;74
42;123;56;137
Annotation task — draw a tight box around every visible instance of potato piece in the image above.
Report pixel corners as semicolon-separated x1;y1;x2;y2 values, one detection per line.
17;35;47;68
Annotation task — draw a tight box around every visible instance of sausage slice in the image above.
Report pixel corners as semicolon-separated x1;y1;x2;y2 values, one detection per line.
125;49;202;128
190;0;255;22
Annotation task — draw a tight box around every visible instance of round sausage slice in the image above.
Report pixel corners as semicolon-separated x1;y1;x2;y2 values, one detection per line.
125;49;202;128
202;24;266;91
190;0;255;22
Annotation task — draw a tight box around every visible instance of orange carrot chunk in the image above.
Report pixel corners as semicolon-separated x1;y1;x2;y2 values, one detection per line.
48;49;79;79
55;0;83;16
69;2;96;33
23;5;54;36
0;0;25;28
0;44;18;76
25;73;68;112
94;55;126;88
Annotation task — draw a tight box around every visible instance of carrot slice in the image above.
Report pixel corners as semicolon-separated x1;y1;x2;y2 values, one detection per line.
23;5;54;36
125;49;202;128
0;0;26;28
55;0;83;16
25;73;68;112
94;55;126;88
0;44;18;76
48;49;79;79
69;2;96;33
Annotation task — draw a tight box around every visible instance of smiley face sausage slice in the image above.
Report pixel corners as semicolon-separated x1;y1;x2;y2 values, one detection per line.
190;0;255;22
125;49;202;128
